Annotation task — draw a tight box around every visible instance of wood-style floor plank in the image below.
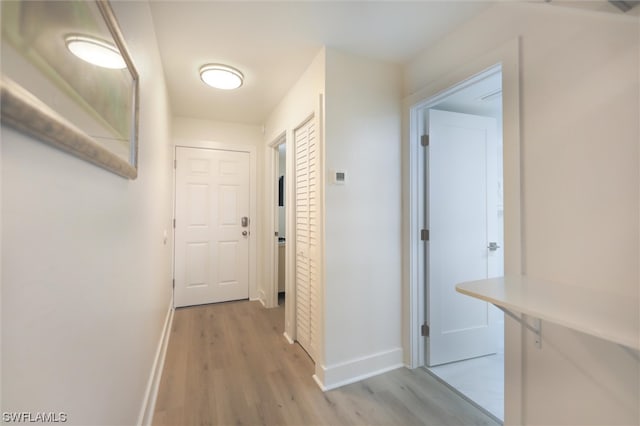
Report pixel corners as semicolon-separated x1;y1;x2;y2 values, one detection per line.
153;299;500;426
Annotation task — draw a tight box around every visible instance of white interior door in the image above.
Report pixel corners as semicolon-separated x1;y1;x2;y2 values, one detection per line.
174;147;250;308
294;116;319;361
426;109;500;366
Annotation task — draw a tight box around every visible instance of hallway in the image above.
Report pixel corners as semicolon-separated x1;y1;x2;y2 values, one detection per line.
153;300;500;425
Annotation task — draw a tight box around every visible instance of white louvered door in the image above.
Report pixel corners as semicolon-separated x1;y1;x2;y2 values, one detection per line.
294;116;319;361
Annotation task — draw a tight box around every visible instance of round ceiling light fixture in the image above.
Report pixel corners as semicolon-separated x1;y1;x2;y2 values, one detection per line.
199;64;244;90
65;34;126;69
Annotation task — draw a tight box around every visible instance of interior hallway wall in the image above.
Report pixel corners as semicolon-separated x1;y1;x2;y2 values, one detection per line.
261;48;403;389
320;49;403;388
1;1;174;424
404;3;639;425
263;48;326;326
173;118;264;147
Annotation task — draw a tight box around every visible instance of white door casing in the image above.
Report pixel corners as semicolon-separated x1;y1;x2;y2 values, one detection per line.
174;147;250;308
406;46;522;423
426;109;500;366
294;115;319;361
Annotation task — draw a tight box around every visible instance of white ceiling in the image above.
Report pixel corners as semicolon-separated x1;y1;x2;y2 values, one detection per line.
148;1;493;125
434;70;502;119
148;0;636;126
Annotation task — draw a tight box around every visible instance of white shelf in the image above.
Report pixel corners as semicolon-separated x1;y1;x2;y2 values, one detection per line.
456;276;640;351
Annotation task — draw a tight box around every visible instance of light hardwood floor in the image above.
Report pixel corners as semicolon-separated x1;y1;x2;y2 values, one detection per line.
153;299;500;426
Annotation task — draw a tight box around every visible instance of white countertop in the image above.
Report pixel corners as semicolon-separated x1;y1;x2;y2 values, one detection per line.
456;276;640;351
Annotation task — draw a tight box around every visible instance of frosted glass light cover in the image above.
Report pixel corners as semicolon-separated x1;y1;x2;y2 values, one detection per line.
200;64;244;90
65;35;126;69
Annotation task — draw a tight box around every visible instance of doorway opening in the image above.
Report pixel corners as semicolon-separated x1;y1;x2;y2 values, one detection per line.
276;143;287;307
268;134;287;311
417;66;504;422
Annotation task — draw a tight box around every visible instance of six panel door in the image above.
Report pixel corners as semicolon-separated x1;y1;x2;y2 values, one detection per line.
174;147;250;308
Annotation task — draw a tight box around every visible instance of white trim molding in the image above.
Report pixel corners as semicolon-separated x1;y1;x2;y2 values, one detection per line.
283;332;294;345
138;300;174;426
265;132;287;309
402;37;523;425
313;348;403;391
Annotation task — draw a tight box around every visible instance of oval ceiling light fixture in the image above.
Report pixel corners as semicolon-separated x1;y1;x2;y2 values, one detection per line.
65;34;126;69
199;64;244;90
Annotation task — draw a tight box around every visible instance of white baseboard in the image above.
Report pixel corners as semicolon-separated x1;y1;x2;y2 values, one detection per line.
283;332;294;344
314;347;403;391
137;300;174;426
256;289;266;306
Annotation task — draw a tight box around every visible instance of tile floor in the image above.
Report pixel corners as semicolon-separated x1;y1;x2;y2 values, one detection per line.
428;351;504;422
428;322;505;422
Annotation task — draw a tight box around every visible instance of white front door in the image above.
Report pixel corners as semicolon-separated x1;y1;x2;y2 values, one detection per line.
174;147;250;308
426;109;501;366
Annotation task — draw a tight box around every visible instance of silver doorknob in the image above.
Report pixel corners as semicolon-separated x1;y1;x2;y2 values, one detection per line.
488;242;500;251
242;230;248;236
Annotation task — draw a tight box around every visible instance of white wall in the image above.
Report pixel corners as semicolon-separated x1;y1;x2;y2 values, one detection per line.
172;118;263;147
262;48;325;323
405;3;639;425
320;49;403;388
263;49;326;145
1;1;174;425
261;47;403;390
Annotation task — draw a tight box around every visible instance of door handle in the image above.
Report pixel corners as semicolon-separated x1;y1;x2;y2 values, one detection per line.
488;242;500;251
242;230;248;236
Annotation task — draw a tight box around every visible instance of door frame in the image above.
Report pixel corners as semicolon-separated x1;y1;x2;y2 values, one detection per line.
265;131;298;344
403;38;523;424
265;127;297;342
266;133;287;309
172;140;258;302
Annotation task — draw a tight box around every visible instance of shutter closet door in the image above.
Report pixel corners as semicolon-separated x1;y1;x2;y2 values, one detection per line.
295;116;319;360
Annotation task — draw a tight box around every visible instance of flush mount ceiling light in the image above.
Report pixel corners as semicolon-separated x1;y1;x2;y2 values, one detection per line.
199;64;244;90
65;34;126;69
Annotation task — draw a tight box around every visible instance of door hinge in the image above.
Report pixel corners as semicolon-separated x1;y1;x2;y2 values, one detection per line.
421;229;429;241
173;218;176;228
421;134;429;147
421;323;430;337
172;279;175;289
174;159;177;169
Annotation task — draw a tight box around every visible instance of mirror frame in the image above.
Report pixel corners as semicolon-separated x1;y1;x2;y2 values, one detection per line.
0;0;139;179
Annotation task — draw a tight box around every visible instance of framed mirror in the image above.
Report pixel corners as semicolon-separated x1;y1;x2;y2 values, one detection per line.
1;0;139;179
